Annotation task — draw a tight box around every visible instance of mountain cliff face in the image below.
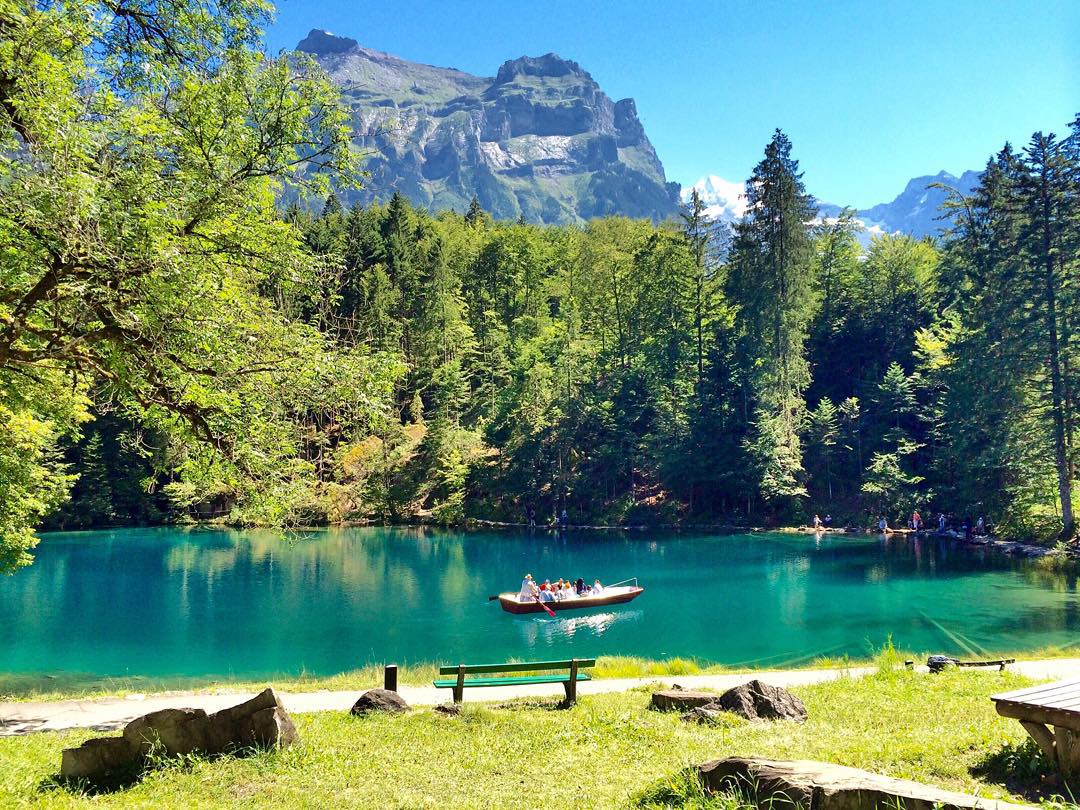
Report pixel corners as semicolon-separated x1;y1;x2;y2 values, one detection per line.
297;30;680;223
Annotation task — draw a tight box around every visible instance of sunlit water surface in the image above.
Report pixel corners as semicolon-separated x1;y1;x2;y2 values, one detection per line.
2;526;1077;688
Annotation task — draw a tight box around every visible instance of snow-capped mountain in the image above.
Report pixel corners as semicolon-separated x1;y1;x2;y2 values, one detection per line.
858;170;980;238
684;174;748;222
682;169;981;241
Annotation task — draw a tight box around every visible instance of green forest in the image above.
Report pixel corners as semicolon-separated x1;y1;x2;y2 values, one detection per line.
2;2;1078;573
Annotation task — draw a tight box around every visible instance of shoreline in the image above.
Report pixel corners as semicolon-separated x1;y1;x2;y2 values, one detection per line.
463;518;1073;560
41;518;1075;561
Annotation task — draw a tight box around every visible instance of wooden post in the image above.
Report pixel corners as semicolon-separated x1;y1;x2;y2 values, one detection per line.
1056;726;1080;785
1020;721;1056;762
565;659;580;704
453;664;465;704
383;664;398;692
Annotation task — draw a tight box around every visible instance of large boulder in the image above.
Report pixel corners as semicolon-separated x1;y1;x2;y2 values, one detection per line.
651;689;718;712
714;680;807;722
699;757;1029;809
123;708;211;757
60;688;297;783
60;737;139;781
350;688;410;716
204;688;298;751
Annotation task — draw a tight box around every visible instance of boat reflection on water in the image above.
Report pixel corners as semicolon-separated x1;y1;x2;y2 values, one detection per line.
515;609;643;646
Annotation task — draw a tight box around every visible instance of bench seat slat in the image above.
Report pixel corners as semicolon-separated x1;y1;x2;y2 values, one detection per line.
434;673;592;688
437;658;597;675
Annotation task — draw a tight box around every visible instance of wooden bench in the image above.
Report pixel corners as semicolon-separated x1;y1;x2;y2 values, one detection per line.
434;658;595;704
991;679;1080;781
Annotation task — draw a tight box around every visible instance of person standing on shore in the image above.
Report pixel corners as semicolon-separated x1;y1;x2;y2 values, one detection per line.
938;513;946;532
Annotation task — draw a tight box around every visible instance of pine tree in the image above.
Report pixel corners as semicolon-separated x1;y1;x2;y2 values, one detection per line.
465;196;485;227
727;130;817;507
808;397;839;500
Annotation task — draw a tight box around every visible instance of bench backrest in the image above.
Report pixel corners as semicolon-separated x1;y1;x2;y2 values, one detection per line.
438;658;597;676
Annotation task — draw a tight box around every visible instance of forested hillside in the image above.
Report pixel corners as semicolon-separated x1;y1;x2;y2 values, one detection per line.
47;126;1080;544
2;2;1076;575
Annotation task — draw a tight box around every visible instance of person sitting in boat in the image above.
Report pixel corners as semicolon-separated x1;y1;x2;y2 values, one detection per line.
591;579;604;595
540;578;552;592
518;574;538;602
575;577;587;596
538;585;555;603
561;580;575;600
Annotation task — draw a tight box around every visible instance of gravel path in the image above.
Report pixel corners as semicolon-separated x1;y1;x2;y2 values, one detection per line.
3;659;1077;736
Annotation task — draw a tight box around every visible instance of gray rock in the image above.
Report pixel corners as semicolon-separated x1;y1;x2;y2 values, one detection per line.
715;680;807;722
681;705;724;724
699;757;1029;809
60;688;297;783
123;707;211;756
60;737;138;780
350;688;410;716
651;689;718;712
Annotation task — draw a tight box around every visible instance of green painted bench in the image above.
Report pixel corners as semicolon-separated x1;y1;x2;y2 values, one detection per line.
434;658;596;704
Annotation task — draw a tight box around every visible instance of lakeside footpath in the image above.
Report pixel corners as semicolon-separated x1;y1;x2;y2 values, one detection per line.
4;658;1078;737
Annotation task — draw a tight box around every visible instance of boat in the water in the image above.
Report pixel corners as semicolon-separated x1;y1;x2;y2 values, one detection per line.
497;582;644;615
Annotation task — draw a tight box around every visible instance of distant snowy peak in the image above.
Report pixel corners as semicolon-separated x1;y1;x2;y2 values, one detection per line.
683;175;747;223
683;169;982;240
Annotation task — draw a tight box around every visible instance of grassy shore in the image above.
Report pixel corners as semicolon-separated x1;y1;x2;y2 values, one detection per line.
4;645;1080;704
2;665;1078;808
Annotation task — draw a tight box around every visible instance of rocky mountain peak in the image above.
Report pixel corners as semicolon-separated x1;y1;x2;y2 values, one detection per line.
296;29;359;56
494;53;591;85
298;31;677;224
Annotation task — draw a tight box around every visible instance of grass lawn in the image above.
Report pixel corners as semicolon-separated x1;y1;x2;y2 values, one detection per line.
2;667;1078;808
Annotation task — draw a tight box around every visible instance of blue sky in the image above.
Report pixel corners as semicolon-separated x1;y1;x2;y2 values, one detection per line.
266;0;1079;208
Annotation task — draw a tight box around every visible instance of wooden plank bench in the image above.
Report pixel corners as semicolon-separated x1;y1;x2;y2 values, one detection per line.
434;658;595;704
992;679;1080;782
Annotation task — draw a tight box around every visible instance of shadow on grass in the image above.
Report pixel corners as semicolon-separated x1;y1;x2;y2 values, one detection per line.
37;745;271;797
970;737;1078;805
488;697;576;712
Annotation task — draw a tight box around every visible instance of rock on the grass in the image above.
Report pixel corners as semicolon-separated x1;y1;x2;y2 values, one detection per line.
123;707;211;757
205;688;298;751
350;688;410;716
715;679;807;722
650;689;718;712
698;757;1030;809
60;737;139;780
60;688;297;782
434;703;462;716
681;705;724;724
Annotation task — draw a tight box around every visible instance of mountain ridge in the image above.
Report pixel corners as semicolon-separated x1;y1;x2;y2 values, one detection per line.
298;29;679;223
685;169;982;240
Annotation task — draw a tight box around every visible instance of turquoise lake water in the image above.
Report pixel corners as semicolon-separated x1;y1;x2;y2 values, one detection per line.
1;526;1077;687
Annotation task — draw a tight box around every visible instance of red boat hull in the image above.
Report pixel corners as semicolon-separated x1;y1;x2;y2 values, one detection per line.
498;586;644;614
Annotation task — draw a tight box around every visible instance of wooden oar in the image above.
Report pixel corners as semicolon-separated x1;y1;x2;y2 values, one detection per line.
488;592;556;617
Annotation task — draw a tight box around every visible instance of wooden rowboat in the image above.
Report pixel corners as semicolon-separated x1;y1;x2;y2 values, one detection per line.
497;584;644;615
